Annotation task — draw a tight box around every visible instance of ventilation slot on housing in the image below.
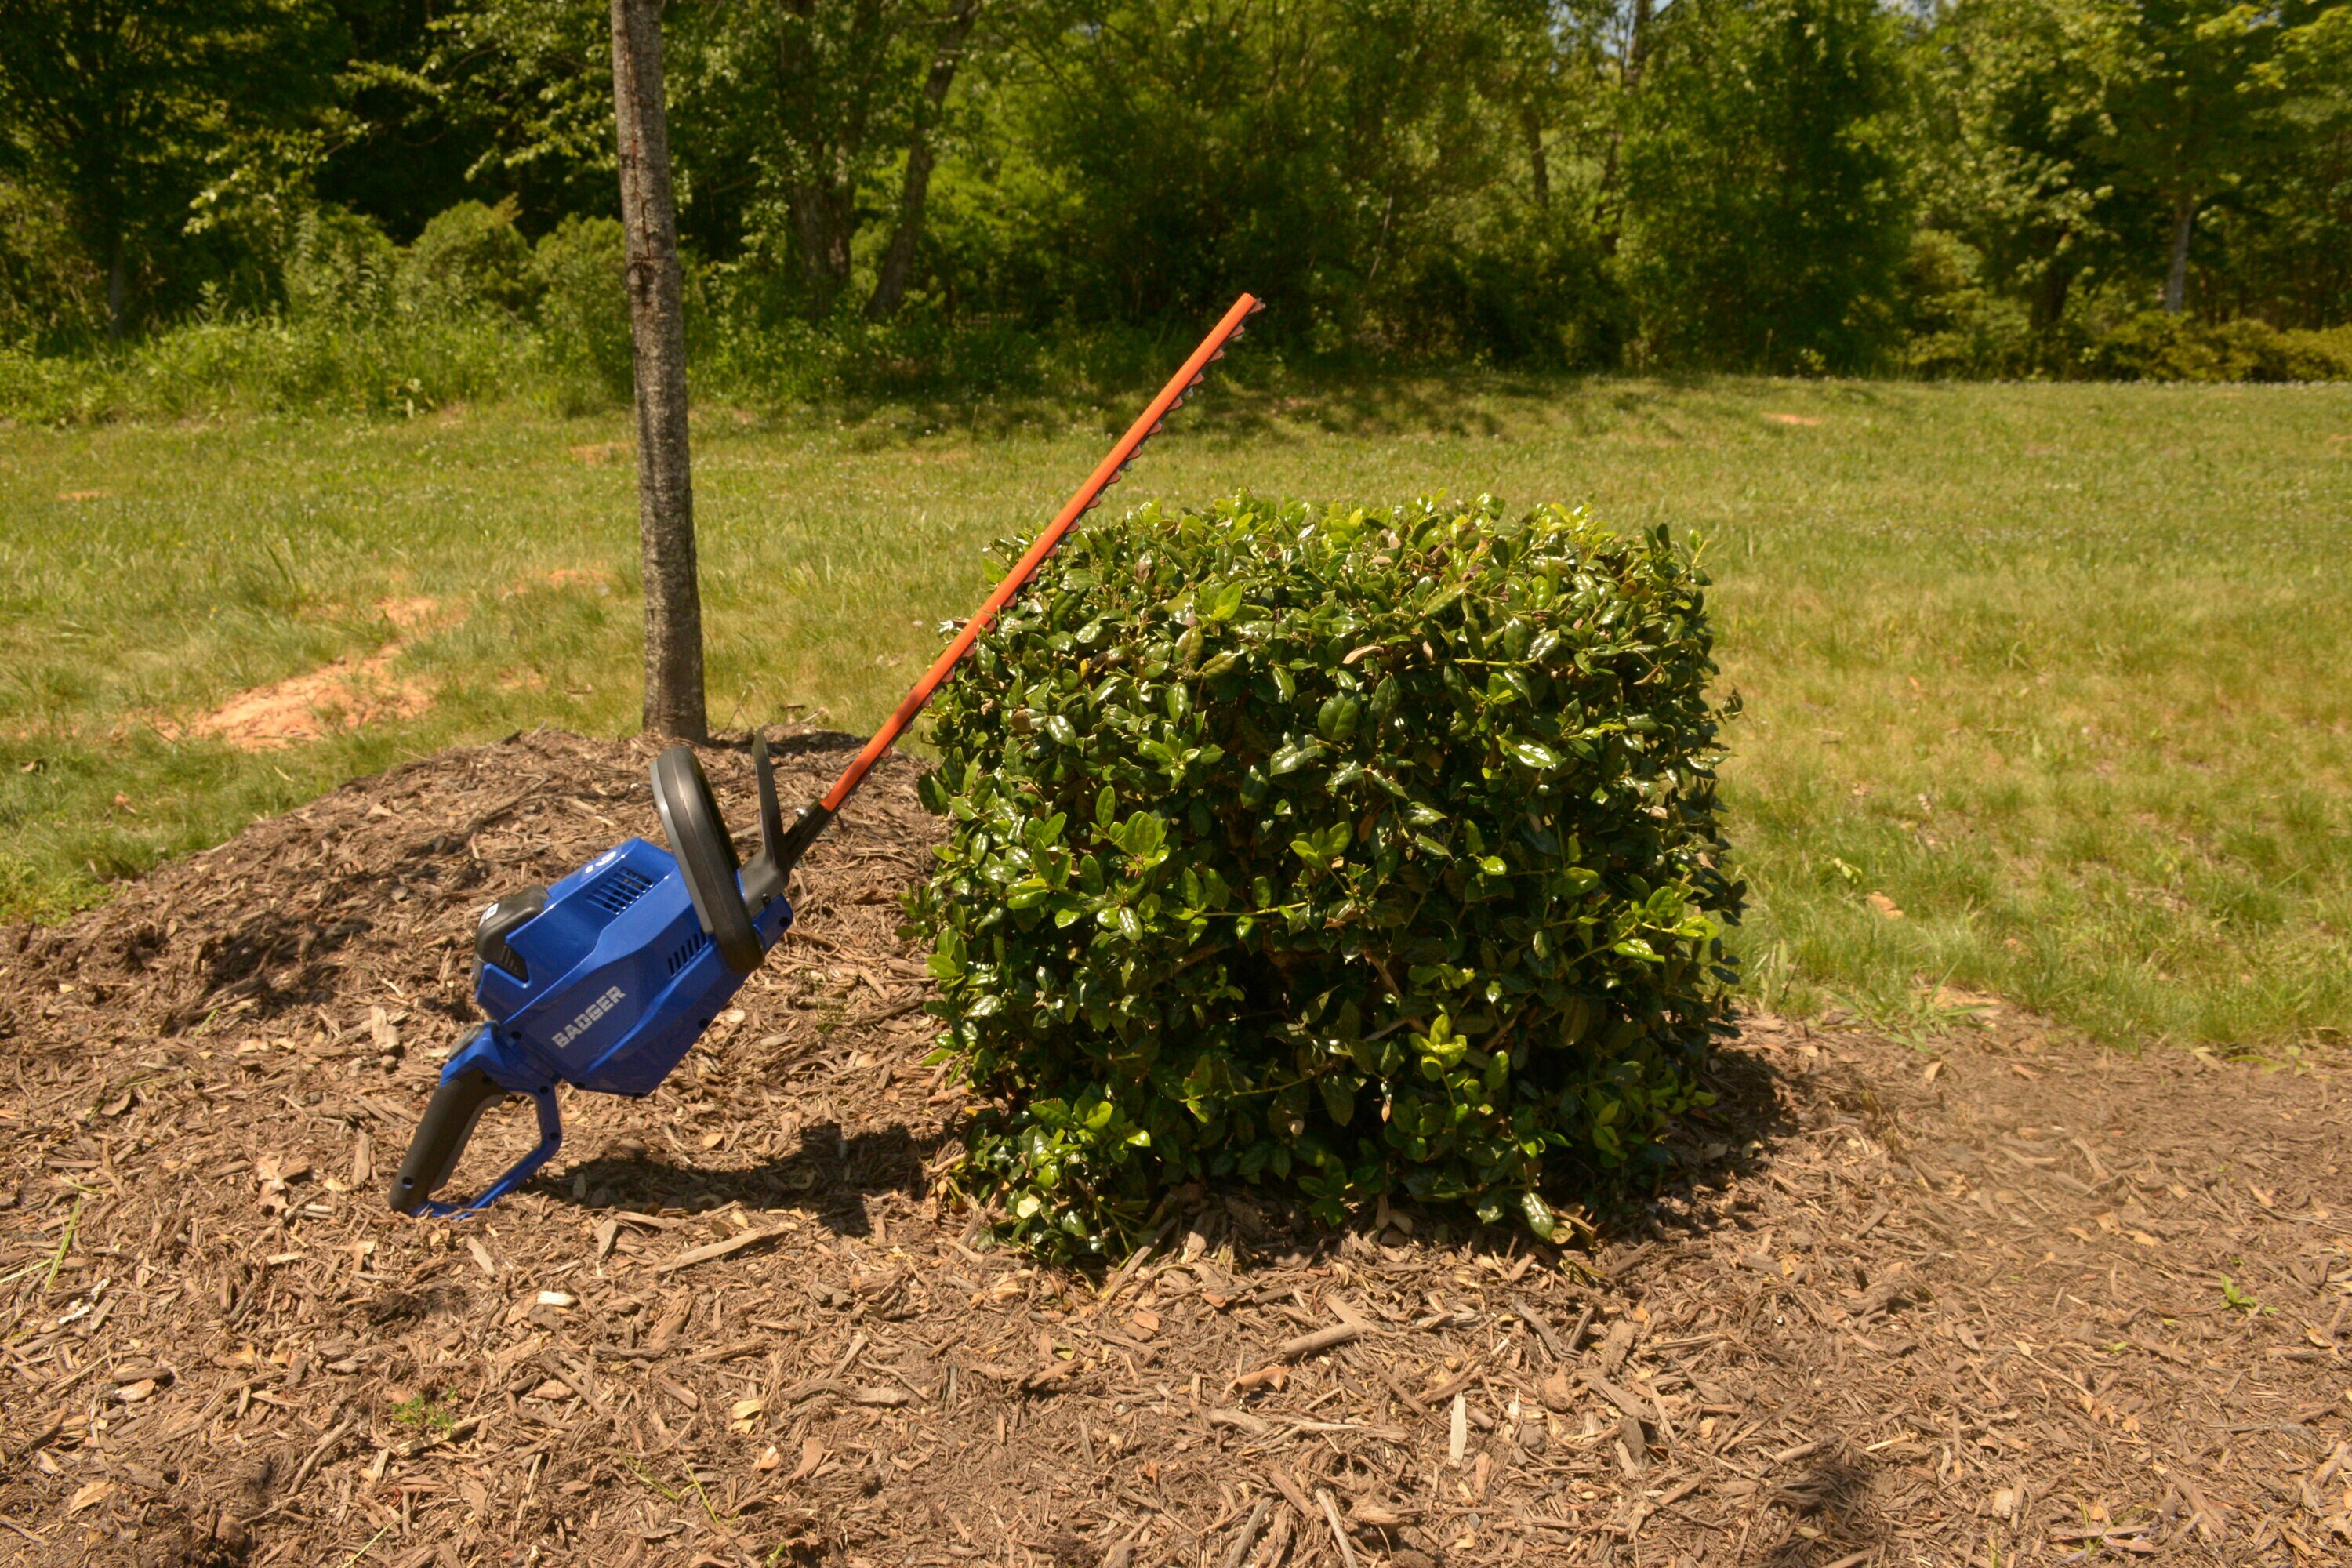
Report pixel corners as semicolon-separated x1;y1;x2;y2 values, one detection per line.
666;931;710;975
586;866;656;916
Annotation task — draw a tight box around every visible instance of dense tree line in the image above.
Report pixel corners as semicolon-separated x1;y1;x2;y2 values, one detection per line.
2;0;2346;379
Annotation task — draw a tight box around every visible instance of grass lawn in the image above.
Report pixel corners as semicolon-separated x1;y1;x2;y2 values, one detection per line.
3;376;2347;1052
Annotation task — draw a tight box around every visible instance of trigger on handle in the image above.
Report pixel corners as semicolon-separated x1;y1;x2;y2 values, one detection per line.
389;1068;564;1218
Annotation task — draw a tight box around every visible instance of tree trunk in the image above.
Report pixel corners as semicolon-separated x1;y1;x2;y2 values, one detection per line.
868;0;982;321
106;247;125;342
1628;0;1653;87
790;176;856;314
2162;191;2195;315
1522;105;1550;210
1595;0;1651;252
2031;249;2074;335
611;0;706;743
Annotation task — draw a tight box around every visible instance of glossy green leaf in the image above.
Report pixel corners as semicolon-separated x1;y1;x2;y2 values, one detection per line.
1268;740;1326;776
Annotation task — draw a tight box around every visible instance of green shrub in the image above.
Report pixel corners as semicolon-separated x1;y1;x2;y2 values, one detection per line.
2077;311;2352;382
0;179;107;349
907;495;1742;1258
1895;229;2034;379
282;207;399;325
397;198;536;319
0;314;541;422
532;216;633;409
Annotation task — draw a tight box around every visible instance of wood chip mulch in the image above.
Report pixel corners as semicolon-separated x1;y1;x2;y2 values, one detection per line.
0;728;2346;1568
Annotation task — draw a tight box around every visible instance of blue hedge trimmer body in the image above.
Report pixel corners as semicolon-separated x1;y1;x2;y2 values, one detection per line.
389;740;808;1216
387;292;1263;1219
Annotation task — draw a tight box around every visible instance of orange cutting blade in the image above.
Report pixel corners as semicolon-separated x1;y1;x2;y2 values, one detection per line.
814;292;1262;816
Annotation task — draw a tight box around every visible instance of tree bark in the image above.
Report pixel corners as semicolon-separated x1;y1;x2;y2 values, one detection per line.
1522;105;1549;210
611;0;707;743
1594;0;1652;251
2031;248;2074;335
790;175;857;313
868;0;982;320
2162;191;2195;315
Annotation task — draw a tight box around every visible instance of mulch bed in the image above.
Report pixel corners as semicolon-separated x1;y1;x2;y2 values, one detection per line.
0;729;2346;1568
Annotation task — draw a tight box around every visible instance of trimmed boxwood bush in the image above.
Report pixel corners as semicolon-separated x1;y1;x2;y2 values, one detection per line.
907;495;1742;1258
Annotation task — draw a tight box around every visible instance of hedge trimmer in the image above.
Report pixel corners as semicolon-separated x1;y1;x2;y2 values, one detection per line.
389;294;1262;1217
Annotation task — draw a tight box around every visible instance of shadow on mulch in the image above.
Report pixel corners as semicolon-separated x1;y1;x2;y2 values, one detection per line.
1566;1029;1811;1255
552;1120;941;1237
1752;1453;1900;1566
720;727;869;759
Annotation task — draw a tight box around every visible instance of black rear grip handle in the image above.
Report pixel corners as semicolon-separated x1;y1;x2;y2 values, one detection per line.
389;1067;508;1215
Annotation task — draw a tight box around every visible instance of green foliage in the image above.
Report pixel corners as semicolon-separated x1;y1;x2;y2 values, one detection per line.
397;198;537;318
907;495;1742;1258
2077;0;2285;244
282;207;400;324
0;178;107;348
2072;313;2352;382
956;1;1528;343
0;313;540;423
1894;230;2036;378
1620;0;1912;371
390;1392;460;1432
0;0;343;334
532;215;633;407
1910;0;2114;350
1391;202;1626;368
6;0;2352;385
1915;0;2352;341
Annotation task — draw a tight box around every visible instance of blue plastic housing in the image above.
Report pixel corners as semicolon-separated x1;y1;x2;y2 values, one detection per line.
420;837;793;1215
476;837;789;1094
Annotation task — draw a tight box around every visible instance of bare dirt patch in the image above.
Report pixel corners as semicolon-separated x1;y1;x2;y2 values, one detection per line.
169;648;432;751
0;731;2345;1566
1763;414;1824;428
162;598;464;751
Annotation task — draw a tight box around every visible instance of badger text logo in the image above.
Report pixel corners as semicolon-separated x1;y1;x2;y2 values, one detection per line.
552;985;626;1049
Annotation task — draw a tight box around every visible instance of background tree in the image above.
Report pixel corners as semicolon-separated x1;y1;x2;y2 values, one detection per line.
612;0;704;742
1915;0;2114;343
2076;0;2285;314
318;0;489;238
663;0;996;318
2;0;2348;372
866;0;981;318
1619;0;1912;369
432;0;625;227
0;0;339;336
2238;1;2352;323
951;0;1512;343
